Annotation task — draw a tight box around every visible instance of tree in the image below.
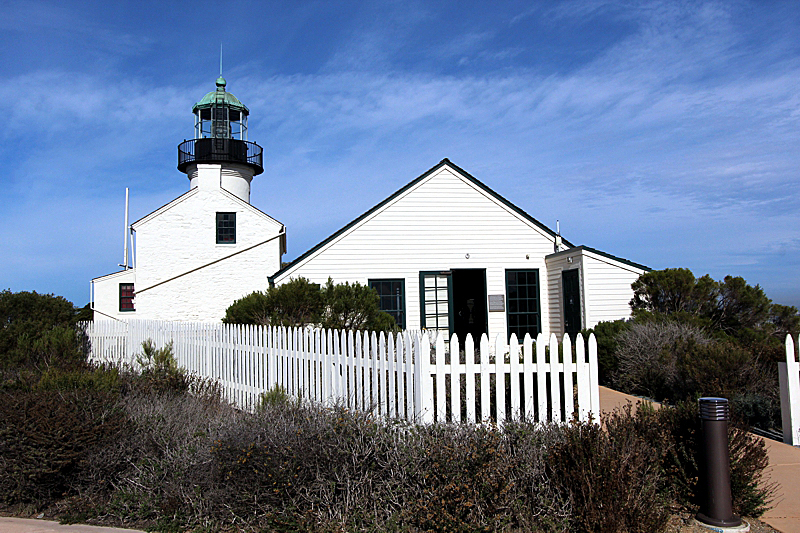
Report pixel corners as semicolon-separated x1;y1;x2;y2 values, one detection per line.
630;268;718;318
0;289;83;375
621;268;800;427
630;268;799;343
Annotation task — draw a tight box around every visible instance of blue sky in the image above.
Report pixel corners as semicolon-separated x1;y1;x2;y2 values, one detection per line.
1;0;799;309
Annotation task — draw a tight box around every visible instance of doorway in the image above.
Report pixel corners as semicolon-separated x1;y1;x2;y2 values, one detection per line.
562;269;581;336
452;269;488;341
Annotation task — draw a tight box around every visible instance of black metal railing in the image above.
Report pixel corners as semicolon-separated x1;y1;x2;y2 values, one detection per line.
178;138;263;175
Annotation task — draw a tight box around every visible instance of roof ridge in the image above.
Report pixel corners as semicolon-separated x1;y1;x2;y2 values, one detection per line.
270;158;571;282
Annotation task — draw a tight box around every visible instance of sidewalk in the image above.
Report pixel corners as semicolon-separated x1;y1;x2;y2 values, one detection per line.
0;517;144;533
599;386;800;533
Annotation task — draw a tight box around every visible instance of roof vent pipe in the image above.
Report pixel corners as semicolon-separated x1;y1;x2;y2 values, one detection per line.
555;220;563;253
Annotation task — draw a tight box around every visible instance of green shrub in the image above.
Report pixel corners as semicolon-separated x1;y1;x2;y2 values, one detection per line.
655;400;775;517
321;278;400;332
224;277;400;332
35;363;121;393
134;340;190;394
256;384;290;410
221;290;271;325
582;319;630;385
224;278;323;327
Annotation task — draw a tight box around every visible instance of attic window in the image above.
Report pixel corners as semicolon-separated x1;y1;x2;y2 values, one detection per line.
216;212;236;244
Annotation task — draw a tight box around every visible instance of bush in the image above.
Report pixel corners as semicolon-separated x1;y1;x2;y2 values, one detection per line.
0;353;777;531
0;290;84;381
321;278;400;332
613;321;781;428
582;319;630;385
221;291;271;325
404;422;567;532
133;340;190;394
224;277;399;332
224;278;323;327
0;387;126;506
547;405;671;533
614;321;710;400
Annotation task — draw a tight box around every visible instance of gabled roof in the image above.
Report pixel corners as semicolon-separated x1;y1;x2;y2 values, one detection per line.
133;185;283;230
91;267;135;283
131;187;197;227
546;245;651;272
270;158;573;282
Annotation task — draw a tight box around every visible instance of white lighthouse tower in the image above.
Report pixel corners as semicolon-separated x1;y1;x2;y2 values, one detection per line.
91;77;284;321
178;76;263;203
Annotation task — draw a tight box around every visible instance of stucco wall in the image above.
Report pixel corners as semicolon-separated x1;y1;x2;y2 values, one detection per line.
131;184;282;321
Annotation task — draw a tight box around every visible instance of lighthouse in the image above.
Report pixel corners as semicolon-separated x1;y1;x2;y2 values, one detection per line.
177;77;263;203
90;76;285;322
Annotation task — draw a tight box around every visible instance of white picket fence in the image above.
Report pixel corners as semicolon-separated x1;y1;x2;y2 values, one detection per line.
780;335;800;445
81;320;600;425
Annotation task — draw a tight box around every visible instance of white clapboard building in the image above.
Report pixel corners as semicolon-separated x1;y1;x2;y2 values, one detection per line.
92;77;648;339
270;158;648;341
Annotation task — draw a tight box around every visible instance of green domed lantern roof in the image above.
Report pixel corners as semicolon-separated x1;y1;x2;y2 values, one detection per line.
191;76;249;115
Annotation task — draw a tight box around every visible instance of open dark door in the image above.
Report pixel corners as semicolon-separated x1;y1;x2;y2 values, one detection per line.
452;269;488;341
562;269;581;336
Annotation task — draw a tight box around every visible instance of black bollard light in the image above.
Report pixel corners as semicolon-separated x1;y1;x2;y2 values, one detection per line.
696;397;742;529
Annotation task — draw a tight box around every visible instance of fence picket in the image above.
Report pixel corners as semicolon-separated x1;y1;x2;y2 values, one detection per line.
509;333;520;420
465;334;476;423
494;334;505;423
780;335;800;445
535;333;547;423
450;333;460;423
562;334;574;422
479;334;491;422
522;334;534;420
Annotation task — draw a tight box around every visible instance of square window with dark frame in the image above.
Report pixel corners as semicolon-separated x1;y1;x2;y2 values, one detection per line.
505;269;540;340
216;212;236;244
369;279;405;329
119;283;135;312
